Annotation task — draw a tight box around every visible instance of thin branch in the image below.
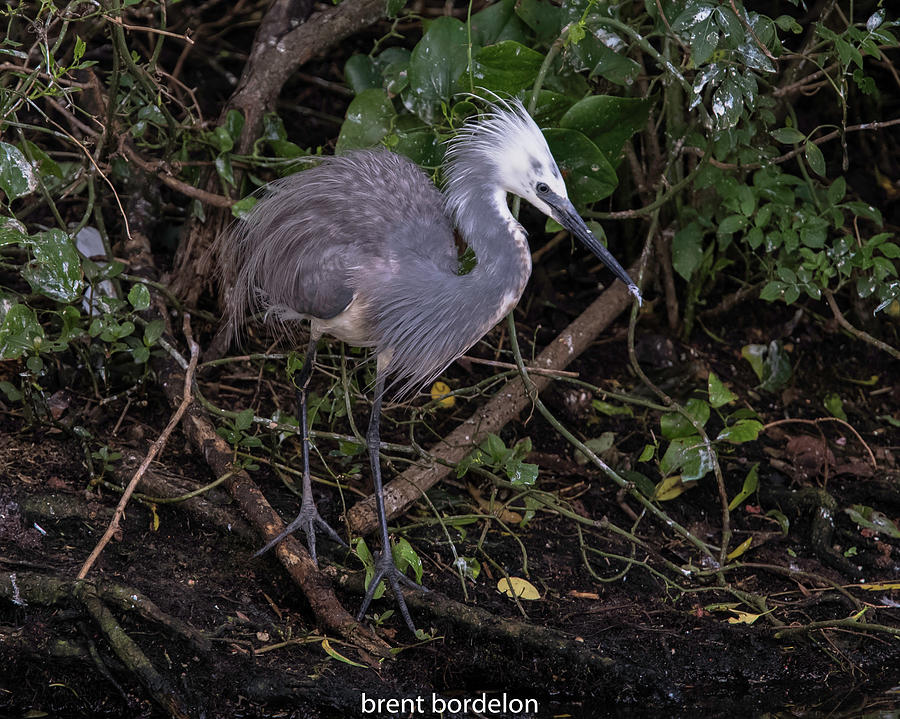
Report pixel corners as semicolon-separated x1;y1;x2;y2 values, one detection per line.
78;315;200;579
823;289;900;362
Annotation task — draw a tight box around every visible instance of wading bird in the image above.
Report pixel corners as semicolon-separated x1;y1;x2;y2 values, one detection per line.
219;99;642;632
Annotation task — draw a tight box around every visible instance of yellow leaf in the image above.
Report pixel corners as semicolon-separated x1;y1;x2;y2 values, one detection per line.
653;475;693;501
726;537;753;561
497;577;540;600
430;381;455;407
727;611;761;625
321;638;367;667
858;582;900;591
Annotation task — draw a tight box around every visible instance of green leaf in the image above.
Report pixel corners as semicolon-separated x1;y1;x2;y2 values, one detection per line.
804;141;826;176
741;343;766;381
661;398;710;440
234;408;254;432
514;0;563;44
727;463;759;511
224;109;245;143
827;176;846;205
659;437;714;481
637;444;655;462
214;153;234;188
672;221;704;280
708;371;738;408
405;16;469;124
0;142;37;200
469;0;529;46
575;432;615;465
716;419;763;444
143;319;165;346
771;127;805;144
542;129;618;206
0;301;44;359
23;229;84;303
559;96;651;162
385;0;408;18
672;3;719;66
718;214;747;234
0;380;23;402
231;195;258;219
844;505;900;539
128;283;151;311
344;54;381;94
823;392;847;421
391;537;424;583
335;89;396;153
591;399;634;417
472;41;543;95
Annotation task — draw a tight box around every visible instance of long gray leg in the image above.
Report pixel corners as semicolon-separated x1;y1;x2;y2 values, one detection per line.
356;371;425;633
253;337;347;563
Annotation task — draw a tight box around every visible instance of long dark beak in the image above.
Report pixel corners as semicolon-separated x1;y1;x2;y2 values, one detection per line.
547;193;642;305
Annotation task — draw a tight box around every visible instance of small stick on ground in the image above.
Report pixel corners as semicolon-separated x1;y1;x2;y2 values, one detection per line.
77;314;200;580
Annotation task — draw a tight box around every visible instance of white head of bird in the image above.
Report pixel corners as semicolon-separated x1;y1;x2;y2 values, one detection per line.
444;99;642;304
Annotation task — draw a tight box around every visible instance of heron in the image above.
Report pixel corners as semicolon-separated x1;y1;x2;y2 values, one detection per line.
219;98;642;633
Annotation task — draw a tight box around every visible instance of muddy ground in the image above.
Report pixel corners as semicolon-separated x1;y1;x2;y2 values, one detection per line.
2;278;899;718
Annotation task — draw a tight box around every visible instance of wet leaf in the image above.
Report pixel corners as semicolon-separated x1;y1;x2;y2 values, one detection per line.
128;283;151;311
231;195;257;219
0;300;44;359
716;419;763;444
23;229;83;303
404;16;469;123
845;505;900;539
392;537;424;583
543;129;617;206
659;438;714;481
804;141;826;176
344;54;381;94
661;398;710;440
472;41;543;95
514;0;562;44
470;0;529;46
336;89;396;152
498;577;540;600
559;96;651;162
0;141;37;199
674;4;719;66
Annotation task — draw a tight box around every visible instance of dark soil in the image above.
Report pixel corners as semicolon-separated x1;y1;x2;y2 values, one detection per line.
2;287;899;718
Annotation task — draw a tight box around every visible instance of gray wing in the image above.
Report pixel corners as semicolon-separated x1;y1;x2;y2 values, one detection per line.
218;149;456;342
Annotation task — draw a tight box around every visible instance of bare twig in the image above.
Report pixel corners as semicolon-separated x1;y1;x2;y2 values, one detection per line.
77;315;200;579
120;142;234;208
823;289;900;362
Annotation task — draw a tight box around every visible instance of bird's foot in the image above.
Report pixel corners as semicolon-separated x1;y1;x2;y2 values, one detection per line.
253;496;347;565
357;549;428;634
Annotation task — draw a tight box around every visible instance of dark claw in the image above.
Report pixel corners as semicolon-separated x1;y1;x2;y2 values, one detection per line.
253;496;347;564
357;548;428;634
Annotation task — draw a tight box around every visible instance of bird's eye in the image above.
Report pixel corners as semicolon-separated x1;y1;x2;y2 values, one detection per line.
536;182;550;194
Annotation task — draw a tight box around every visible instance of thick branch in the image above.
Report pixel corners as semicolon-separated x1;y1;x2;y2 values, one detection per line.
347;265;642;535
